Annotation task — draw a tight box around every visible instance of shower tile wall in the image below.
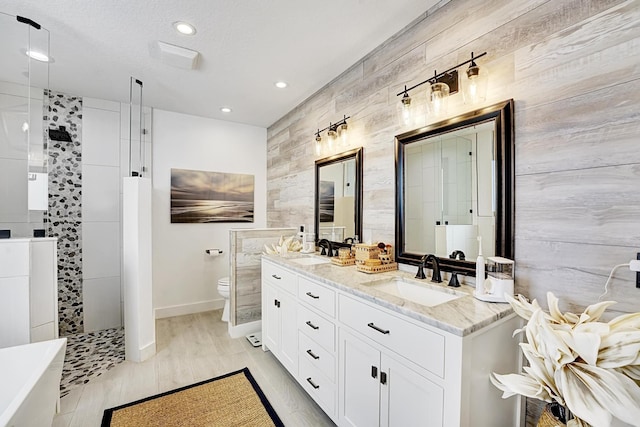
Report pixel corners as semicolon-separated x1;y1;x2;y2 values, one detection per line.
45;90;83;335
82;98;122;333
45;92;124;335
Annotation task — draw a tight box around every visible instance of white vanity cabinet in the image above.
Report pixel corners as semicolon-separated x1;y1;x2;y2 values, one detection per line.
340;329;444;427
339;294;445;427
262;260;298;374
0;238;58;348
261;257;521;427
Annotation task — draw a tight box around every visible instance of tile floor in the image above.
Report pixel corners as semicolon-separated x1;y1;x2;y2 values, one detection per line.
60;327;125;398
53;310;335;426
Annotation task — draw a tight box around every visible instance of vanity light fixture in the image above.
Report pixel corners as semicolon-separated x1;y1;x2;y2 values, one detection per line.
173;21;196;35
313;115;350;156
397;51;487;120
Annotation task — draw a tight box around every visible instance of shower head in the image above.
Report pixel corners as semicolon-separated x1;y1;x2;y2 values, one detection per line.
48;126;72;142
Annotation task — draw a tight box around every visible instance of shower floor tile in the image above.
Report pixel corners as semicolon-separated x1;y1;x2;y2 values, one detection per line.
60;327;124;397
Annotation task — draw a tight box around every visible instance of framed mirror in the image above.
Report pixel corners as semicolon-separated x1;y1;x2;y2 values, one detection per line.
395;100;514;275
315;147;363;247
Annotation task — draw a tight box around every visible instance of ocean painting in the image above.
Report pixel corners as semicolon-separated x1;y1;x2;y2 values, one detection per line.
319;180;335;222
171;169;254;223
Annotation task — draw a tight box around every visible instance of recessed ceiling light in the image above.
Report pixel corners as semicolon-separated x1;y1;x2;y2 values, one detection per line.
25;50;50;62
173;21;196;35
220;107;232;113
275;81;288;89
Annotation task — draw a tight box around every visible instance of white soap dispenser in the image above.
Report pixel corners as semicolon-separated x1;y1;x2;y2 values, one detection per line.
474;236;486;298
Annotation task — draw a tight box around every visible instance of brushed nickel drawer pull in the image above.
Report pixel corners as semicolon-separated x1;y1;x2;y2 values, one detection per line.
305;291;319;299
272;274;281;280
306;377;320;389
306;320;319;330
306;349;320;360
367;322;390;335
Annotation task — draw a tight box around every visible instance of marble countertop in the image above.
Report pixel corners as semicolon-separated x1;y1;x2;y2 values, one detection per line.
263;253;515;337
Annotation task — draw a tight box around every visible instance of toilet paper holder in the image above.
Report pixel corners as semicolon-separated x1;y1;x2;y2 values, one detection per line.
205;248;223;255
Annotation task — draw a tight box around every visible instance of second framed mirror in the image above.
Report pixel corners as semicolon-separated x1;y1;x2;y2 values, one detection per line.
314;147;363;247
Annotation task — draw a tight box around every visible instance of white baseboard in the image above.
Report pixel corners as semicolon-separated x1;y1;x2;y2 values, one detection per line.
154;299;224;319
228;320;261;339
139;341;156;362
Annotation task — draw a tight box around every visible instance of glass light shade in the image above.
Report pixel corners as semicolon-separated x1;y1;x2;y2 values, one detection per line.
338;123;348;146
315;135;322;156
327;128;337;154
400;94;412;126
462;64;488;105
428;82;450;117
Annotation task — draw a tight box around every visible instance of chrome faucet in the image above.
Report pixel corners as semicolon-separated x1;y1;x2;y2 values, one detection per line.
416;254;442;283
317;239;333;257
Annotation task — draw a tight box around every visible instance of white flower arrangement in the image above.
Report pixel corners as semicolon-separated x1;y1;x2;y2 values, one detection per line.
491;292;640;427
263;235;302;255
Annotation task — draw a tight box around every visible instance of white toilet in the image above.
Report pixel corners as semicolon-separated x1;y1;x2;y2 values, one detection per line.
217;277;230;322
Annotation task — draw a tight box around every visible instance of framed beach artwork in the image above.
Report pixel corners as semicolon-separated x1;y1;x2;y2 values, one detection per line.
170;168;254;223
319;180;335;222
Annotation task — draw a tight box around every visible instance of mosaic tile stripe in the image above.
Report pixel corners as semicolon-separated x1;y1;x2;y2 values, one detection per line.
45;90;84;335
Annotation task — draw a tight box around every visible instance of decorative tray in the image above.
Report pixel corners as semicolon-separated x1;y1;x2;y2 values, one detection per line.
356;262;398;274
331;257;356;266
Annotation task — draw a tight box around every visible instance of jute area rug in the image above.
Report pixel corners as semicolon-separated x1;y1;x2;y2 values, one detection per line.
101;367;284;427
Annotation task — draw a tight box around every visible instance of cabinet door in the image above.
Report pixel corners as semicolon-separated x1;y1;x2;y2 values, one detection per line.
262;281;280;354
339;330;381;427
380;353;444;427
279;289;298;374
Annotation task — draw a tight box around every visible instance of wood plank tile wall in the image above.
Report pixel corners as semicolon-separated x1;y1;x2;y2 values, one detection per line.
267;1;639;423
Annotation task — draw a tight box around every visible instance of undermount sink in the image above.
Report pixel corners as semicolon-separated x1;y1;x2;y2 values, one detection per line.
365;277;463;307
289;256;331;266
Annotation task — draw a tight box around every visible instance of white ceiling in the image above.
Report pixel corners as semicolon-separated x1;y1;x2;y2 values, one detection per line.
0;1;440;128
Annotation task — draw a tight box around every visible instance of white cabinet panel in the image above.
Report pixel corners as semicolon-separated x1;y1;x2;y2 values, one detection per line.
0;276;30;347
30;240;56;327
0;240;28;277
339;330;381;427
381;353;444;427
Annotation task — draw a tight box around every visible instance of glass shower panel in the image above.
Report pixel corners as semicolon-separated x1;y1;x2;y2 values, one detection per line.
0;13;49;237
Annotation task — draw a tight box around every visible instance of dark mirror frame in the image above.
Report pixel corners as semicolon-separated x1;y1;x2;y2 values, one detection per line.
314;147;363;248
394;99;514;276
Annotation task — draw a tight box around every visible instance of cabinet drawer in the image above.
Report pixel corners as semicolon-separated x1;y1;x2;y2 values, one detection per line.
338;294;445;378
298;331;336;383
299;356;336;418
298;305;335;352
262;261;297;295
298;277;335;317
